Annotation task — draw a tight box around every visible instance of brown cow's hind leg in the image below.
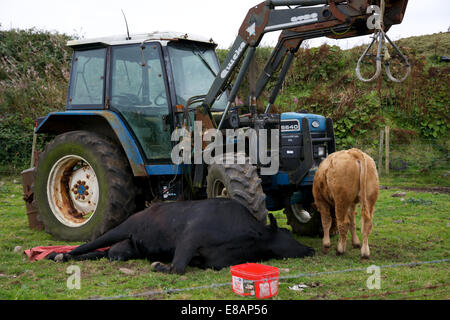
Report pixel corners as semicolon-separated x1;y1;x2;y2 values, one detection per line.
318;203;333;254
350;209;361;249
335;205;350;255
361;211;373;260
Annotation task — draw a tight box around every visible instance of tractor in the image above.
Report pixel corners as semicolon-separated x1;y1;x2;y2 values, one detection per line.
29;0;409;240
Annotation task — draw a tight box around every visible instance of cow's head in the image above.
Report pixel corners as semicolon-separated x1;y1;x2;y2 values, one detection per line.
267;214;315;259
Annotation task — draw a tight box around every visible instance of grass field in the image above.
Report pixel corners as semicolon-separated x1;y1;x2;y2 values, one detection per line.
0;174;448;300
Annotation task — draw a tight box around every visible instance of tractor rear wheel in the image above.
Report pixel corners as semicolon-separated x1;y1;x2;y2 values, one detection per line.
206;154;267;223
34;130;136;241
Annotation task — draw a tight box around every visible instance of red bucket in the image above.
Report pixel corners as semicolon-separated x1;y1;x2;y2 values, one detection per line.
230;263;279;299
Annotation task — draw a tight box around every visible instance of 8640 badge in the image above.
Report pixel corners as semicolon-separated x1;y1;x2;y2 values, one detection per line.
280;119;300;132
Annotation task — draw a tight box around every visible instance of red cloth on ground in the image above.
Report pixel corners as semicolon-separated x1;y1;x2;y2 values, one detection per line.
24;245;109;262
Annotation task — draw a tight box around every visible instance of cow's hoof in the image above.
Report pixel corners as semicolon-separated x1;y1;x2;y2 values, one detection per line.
151;261;170;273
322;246;331;254
47;252;70;262
335;249;345;256
360;255;370;261
150;261;162;271
54;253;65;262
352;243;361;249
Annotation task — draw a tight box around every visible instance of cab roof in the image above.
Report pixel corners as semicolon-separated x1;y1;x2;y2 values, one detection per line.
67;31;217;49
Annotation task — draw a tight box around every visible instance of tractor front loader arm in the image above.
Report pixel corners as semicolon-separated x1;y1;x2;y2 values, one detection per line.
201;0;408;128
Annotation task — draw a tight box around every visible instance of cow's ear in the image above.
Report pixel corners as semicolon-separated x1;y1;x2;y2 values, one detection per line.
268;214;278;230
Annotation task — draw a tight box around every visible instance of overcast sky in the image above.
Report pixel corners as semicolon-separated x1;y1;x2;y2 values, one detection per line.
0;0;449;49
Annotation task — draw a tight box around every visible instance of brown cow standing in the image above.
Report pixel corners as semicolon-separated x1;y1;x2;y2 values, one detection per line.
313;148;379;259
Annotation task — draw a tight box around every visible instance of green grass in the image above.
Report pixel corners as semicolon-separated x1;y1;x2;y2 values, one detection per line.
379;166;450;188
395;32;450;60
0;175;448;300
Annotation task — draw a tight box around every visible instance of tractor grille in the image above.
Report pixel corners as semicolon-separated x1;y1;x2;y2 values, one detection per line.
280;132;327;171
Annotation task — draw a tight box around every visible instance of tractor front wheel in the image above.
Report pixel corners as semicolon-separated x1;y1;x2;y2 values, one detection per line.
206;154;267;223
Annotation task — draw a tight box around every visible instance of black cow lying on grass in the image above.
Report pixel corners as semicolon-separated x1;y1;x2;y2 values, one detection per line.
48;199;314;274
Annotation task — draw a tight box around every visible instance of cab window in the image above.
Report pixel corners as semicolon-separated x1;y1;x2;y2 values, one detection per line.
68;48;106;106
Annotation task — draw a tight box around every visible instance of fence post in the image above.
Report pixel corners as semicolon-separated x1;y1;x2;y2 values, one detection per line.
378;129;384;176
385;126;390;176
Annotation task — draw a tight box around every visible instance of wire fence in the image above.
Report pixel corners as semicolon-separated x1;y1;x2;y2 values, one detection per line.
90;258;450;300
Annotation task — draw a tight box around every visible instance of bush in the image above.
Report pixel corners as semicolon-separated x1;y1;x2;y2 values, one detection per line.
0;28;72;171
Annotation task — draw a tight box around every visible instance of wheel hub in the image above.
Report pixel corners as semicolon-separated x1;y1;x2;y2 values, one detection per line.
213;180;229;198
291;203;312;223
47;155;99;227
72;182;88;199
68;165;98;216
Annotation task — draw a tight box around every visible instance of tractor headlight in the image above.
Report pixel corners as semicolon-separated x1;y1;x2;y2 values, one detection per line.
311;120;320;128
318;146;326;157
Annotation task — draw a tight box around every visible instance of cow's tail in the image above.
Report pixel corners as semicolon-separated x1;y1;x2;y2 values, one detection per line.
358;151;369;220
69;224;130;256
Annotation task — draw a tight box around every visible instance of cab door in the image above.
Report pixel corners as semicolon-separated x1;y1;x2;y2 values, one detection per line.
110;43;173;162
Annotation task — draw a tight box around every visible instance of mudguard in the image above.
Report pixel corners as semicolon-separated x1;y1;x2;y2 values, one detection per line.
36;110;147;176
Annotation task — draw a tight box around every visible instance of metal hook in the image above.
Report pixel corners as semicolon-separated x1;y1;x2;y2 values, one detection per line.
356;30;410;83
382;30;411;83
355;31;383;83
356;0;410;83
